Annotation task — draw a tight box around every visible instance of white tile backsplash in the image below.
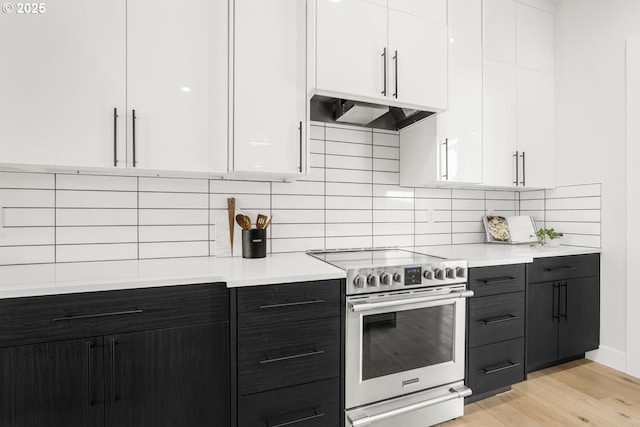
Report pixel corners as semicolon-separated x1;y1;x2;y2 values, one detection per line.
0;123;601;265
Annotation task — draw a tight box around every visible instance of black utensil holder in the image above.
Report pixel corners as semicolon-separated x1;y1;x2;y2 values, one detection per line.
242;228;266;259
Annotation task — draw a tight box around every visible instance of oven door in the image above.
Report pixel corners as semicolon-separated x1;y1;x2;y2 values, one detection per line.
345;288;473;409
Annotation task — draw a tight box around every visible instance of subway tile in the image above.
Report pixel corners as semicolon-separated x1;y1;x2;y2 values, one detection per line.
373;222;414;236
56;226;137;245
139;225;209;243
452;233;485;244
0;245;55;265
373;185;413;198
545;221;601;235
326;223;371;237
326;183;371;197
0;189;54;207
546;184;601;199
373;197;413;210
326;154;371;171
326;236;373;250
0;172;54;189
210;180;270;195
56;174;137;191
415;188;452;199
310;153;325;168
451;189;485;199
310;125;325;140
139;177;208;193
56;243;138;263
519;190;545;200
270;224;325;239
310;139;325;155
57;208;138;226
57;190;136;209
486;199;517;212
139;192;208;209
326;196;372;210
545;209;601;222
325;126;372;144
326;141;372;157
210;194;270;210
0;264;55;285
373;210;414;223
546;197;601;210
415;198;451;210
0;227;55;246
326;168;372;184
272;194;324;210
300;167;326;182
452;198;485;210
415;234;452;246
372;171;399;185
139;241;209;259
3;208;54;227
415;222;451;234
452;210;485;222
373;145;400;160
271;237;324;253
141;209;208;226
452;221;484;233
373;235;414;248
373;159;400;172
326;210;373;224
373;132;400;147
272;180;324;195
491;210;518;218
519;199;545;211
270;209;325;224
485;190;517;200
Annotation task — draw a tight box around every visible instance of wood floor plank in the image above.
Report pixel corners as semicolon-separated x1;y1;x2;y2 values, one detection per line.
437;360;640;426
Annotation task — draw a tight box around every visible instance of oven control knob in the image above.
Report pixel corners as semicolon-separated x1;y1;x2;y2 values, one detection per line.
367;274;380;287
393;273;402;283
445;267;455;279
423;270;434;280
354;275;366;288
380;273;393;286
433;268;445;280
455;267;466;278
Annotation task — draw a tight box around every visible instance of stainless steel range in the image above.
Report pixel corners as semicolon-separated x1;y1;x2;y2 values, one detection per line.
309;248;473;427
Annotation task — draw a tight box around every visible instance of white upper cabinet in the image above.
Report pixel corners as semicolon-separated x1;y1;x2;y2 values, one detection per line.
127;0;228;174
483;59;518;188
516;3;554;74
388;10;448;109
388;0;447;23
448;0;481;42
231;0;307;179
483;0;516;64
316;0;387;102
517;68;555;188
0;0;126;169
315;0;447;111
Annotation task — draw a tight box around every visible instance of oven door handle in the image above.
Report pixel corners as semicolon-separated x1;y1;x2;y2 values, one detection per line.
349;290;474;313
347;385;472;427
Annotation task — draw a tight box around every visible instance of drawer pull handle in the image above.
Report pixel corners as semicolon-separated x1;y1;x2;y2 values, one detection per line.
544;266;576;272
53;309;143;322
268;410;325;427
260;350;324;364
481;277;515;285
260;300;325;310
483;314;521;325
483;362;521;375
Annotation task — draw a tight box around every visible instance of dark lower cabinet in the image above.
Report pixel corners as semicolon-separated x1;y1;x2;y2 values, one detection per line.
0;337;104;427
0;283;230;427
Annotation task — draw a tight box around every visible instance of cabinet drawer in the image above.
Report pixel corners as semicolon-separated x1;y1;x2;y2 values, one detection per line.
237;279;340;328
238;317;340;396
468;292;525;348
528;254;600;283
468;264;525;297
238;378;340;427
0;283;228;347
467;338;525;395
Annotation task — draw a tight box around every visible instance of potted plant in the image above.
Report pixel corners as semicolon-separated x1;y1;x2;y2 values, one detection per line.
531;228;564;247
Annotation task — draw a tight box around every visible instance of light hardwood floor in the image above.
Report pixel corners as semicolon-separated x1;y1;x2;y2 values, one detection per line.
440;359;640;426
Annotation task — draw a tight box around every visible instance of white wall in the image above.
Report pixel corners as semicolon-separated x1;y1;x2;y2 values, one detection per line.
555;0;640;372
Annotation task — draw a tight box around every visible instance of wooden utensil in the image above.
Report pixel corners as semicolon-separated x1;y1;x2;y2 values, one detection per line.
256;214;268;229
263;215;273;229
227;198;235;254
236;214;252;230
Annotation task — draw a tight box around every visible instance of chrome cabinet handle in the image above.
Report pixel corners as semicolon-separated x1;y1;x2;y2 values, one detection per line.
268;411;325;427
113;108;118;167
483;314;521;325
350;290;474;312
132;109;137;167
520;151;526;186
442;138;449;180
481;277;516;285
381;48;387;96
298;121;303;172
260;300;325;310
260;349;324;364
483;361;520;375
53;309;143;322
393;50;398;98
513;151;519;186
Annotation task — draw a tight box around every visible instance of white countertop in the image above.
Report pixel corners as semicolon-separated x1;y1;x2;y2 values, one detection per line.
0;253;346;299
412;244;601;268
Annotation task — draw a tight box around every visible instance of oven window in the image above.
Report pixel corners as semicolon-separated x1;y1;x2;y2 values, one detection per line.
361;304;455;381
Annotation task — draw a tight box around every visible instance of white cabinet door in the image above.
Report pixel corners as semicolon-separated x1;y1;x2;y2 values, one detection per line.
483;59;517;187
388;10;447;109
127;0;228;174
438;41;483;184
233;0;306;177
388;0;446;23
0;0;126;169
483;0;516;64
316;0;387;102
517;68;555;188
399;116;439;187
516;3;554;74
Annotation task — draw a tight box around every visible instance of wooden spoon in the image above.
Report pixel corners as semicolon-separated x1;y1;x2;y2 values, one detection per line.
235;214;252;230
256;214;268;229
227;198;235;253
263;216;273;229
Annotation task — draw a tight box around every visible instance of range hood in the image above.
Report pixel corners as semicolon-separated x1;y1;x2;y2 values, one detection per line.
311;95;435;131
